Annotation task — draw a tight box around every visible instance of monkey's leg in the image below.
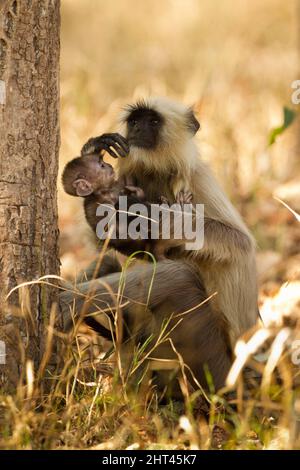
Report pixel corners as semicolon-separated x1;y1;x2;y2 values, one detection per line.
60;260;196;327
60;260;232;391
74;250;122;336
75;250;122;284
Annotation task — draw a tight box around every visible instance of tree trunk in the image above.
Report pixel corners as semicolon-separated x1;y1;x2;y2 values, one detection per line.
0;0;60;391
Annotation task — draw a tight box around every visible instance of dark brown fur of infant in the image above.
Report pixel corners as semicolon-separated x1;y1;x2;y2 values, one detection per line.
62;154;187;259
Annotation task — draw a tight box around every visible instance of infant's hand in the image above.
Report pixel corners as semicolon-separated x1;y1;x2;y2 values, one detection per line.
124;185;145;200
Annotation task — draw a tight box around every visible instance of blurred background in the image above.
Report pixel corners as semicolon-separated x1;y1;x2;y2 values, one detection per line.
59;0;300;308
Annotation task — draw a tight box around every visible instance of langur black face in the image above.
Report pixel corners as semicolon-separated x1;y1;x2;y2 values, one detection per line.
126;107;164;149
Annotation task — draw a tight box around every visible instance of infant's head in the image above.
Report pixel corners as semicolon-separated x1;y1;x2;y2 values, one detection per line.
62;154;115;197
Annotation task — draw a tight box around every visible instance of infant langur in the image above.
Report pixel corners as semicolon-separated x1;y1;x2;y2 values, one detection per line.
62;154;190;259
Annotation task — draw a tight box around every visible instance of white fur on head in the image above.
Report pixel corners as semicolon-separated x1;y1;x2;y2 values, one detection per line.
118;97;200;176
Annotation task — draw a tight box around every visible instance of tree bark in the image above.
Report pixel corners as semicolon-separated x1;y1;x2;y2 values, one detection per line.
0;0;60;391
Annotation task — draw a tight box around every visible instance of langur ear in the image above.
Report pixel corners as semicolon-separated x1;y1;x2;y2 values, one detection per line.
187;109;200;134
73;179;93;197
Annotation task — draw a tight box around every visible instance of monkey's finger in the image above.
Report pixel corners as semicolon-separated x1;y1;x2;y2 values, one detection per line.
101;143;120;159
81;136;113;156
101;133;129;155
184;192;193;203
81;138;98;155
103;139;128;158
113;145;127;158
102;137;129;157
175;192;184;205
109;133;130;154
175;191;193;206
81;136;110;156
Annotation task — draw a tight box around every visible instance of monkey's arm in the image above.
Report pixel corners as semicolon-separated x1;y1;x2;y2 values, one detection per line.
161;213;253;263
81;133;129;159
198;218;254;263
153;190;252;263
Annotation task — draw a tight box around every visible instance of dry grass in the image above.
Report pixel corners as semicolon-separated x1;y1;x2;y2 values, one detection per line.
1;0;300;450
1;258;300;450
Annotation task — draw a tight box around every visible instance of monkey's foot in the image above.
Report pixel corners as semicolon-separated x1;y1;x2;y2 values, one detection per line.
176;191;193;206
81;133;129;159
159;195;169;205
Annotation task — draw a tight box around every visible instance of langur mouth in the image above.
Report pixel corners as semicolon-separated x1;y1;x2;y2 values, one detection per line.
128;139;155;150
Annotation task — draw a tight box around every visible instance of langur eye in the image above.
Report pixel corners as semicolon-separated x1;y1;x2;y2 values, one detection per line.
151;119;159;125
128;119;137;126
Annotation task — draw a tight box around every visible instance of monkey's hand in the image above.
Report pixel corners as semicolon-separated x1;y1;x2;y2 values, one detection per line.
176;190;193;206
123;185;145;200
159;195;169;204
81;133;129;159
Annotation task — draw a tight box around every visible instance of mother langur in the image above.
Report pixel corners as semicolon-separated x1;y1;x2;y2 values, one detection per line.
60;97;258;393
